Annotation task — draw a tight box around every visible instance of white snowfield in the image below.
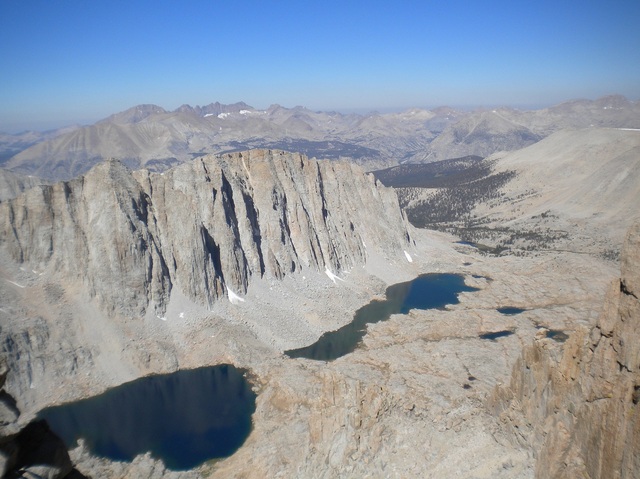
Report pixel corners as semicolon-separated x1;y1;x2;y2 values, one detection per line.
4;279;25;288
227;287;246;305
404;251;413;263
324;268;345;284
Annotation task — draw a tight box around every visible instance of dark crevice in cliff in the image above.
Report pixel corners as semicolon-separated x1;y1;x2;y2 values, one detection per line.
150;237;172;302
617;360;632;373
595;325;613;339
200;224;224;287
310;229;325;268
6;204;24;263
220;172;238;230
219;171;250;288
298;202;317;263
241;191;266;276
62;181;73;201
200;157;211;182
0;389;19;418
620;280;638;299
130;191;150;226
316;164;329;221
278;192;292;246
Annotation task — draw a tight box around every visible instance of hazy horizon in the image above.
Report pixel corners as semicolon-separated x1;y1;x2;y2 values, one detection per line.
1;0;639;133
3;95;630;134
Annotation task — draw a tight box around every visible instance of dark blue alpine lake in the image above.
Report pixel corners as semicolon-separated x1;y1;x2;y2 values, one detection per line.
286;273;479;361
497;307;527;315
38;365;256;471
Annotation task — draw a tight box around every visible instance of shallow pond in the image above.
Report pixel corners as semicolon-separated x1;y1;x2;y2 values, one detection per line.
286;273;479;361
479;330;515;341
38;365;256;471
497;307;527;315
456;241;478;247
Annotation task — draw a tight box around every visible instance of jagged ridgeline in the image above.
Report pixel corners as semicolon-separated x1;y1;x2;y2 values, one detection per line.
0;150;410;316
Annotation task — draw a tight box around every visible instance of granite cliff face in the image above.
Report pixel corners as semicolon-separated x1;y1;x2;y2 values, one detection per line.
491;221;640;478
0;149;409;317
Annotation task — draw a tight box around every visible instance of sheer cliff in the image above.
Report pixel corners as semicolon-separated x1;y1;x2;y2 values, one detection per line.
0;150;410;318
491;221;640;478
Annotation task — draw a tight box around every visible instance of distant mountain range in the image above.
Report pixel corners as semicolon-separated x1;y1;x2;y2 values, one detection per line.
2;95;639;180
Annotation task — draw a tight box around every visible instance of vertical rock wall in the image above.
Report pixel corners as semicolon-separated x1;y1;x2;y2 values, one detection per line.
0;150;410;317
491;221;640;478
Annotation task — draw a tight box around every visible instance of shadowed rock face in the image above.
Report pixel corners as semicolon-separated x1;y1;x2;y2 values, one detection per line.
491;221;640;478
0;358;76;479
0;149;409;317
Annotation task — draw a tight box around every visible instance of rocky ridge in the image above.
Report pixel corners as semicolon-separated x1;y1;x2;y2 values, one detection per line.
4;95;639;181
0;149;409;318
0;126;79;165
3;103;446;180
0;357;80;478
491;221;640;478
420;95;640;163
419;110;542;163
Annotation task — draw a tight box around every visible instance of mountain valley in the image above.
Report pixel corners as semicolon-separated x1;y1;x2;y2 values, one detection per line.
0;97;639;478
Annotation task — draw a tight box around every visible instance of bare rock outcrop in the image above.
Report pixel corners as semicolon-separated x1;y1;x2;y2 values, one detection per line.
0;158;170;317
0;150;409;317
491;221;640;478
0;358;76;479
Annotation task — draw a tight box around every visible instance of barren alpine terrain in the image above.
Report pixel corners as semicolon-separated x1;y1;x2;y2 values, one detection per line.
2;0;639;475
0;124;638;478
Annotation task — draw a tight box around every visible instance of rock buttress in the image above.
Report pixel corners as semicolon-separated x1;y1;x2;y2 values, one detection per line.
490;221;640;478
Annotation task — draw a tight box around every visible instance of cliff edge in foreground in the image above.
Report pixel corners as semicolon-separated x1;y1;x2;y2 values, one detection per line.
491;221;640;478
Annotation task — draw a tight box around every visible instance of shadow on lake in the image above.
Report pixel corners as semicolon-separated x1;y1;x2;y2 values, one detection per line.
38;365;256;471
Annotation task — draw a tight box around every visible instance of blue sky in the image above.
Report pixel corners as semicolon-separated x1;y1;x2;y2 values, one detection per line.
1;0;639;132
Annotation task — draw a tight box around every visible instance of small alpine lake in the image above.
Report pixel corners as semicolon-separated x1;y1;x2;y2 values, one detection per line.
497;307;527;315
286;273;480;361
37;365;256;471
